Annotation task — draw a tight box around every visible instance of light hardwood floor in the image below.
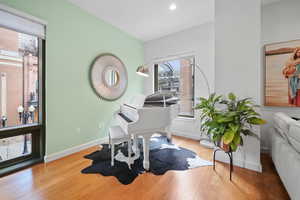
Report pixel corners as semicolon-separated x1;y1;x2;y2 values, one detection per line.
0;136;290;200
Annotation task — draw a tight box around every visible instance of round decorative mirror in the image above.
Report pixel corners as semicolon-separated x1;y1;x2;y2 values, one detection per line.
90;53;128;100
104;68;119;87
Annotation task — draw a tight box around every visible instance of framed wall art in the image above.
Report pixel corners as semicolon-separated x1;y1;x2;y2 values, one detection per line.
265;40;300;107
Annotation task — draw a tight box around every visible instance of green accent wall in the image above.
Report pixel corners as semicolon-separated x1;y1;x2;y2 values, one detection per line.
0;0;144;155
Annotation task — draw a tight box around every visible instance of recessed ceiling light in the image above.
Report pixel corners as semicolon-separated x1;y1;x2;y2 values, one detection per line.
169;3;177;11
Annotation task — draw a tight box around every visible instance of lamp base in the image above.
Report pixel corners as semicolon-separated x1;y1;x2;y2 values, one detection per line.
199;139;215;149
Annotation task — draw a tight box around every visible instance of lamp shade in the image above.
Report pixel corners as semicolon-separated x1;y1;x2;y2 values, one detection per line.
136;65;149;77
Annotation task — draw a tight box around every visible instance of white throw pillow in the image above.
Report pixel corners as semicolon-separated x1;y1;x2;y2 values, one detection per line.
273;112;296;140
287;123;300;153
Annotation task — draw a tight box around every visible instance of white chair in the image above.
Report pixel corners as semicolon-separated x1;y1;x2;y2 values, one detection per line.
109;126;132;169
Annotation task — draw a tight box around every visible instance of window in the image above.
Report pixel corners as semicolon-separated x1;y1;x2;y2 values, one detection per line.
0;27;39;129
0;7;45;174
0;134;32;162
154;57;195;117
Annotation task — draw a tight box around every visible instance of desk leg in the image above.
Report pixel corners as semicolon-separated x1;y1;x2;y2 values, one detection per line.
142;135;151;171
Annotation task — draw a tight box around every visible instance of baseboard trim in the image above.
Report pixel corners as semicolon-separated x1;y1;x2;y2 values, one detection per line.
261;146;270;154
245;160;262;172
172;131;201;140
215;151;262;172
44;137;108;163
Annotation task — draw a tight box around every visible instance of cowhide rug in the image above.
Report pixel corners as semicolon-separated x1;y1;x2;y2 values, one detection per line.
81;135;212;185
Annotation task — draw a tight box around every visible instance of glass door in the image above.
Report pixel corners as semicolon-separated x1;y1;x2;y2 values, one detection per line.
0;26;45;173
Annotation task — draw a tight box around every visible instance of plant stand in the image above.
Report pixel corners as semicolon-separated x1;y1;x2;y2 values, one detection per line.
213;148;233;181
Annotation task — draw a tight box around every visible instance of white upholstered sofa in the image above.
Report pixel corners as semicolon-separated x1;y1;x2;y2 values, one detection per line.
272;112;300;200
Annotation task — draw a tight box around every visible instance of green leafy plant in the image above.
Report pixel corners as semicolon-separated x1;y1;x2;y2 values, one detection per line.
195;93;266;152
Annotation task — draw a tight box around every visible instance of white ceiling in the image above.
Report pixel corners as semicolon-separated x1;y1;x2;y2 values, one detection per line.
68;0;281;42
68;0;214;42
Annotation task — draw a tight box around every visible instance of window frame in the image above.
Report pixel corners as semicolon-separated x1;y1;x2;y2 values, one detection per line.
0;32;45;175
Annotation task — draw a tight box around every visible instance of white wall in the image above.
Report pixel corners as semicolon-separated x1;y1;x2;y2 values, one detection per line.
262;0;300;44
143;22;215;139
215;0;262;172
261;0;300;151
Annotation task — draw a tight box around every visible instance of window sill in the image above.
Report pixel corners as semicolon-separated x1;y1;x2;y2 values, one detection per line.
175;116;196;121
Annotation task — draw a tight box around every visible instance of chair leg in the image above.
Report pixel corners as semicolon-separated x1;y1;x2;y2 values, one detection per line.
167;132;172;142
128;140;131;169
111;143;114;167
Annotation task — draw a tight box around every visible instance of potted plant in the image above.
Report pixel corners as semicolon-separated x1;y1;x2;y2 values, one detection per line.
195;93;266;152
